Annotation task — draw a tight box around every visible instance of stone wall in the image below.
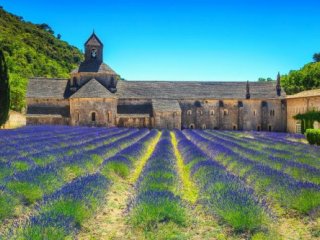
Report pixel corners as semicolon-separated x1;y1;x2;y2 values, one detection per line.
153;111;181;130
116;115;152;128
27;115;69;125
27;98;70;117
70;98;117;127
70;72;118;90
2;111;26;129
179;99;286;131
287;96;320;133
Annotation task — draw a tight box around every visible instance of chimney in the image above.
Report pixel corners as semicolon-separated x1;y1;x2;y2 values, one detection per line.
276;72;281;96
246;80;251;99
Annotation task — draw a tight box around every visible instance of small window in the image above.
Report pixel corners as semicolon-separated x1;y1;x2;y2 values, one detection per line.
187;110;192;115
91;112;96;122
253;110;256;116
91;48;97;58
210;110;215;115
189;124;195;129
270;110;275;117
108;111;112;123
233;125;237;131
76;112;80;122
199;110;203;115
257;126;261;131
224;109;228;116
268;125;272;132
173;112;177;117
202;124;206;130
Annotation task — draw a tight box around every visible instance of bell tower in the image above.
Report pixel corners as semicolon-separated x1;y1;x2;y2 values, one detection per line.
84;32;103;64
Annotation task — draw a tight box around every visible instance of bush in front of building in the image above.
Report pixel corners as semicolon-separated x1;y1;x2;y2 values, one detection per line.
305;129;320;145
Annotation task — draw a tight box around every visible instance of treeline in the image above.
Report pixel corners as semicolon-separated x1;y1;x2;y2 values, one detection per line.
281;54;320;95
0;7;83;112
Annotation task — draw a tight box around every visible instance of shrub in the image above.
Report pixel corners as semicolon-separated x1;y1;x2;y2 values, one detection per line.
305;129;320;145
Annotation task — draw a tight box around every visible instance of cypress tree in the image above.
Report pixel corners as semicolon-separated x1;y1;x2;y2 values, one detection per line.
0;49;10;126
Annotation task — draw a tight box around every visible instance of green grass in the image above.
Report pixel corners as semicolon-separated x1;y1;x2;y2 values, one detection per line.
16;226;69;240
11;161;30;171
42;200;91;225
101;161;130;179
7;182;43;205
33;156;56;167
130;200;187;230
0;191;19;221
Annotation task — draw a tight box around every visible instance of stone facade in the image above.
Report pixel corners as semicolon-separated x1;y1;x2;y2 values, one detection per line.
286;89;320;133
26;32;294;132
70;98;117;127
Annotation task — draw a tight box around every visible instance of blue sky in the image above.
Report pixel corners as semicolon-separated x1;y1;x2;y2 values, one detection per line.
1;0;320;81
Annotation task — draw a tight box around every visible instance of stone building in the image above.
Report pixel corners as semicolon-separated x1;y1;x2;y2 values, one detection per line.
26;33;287;131
286;89;320;133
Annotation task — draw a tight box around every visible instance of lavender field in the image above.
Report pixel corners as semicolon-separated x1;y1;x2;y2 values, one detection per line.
0;126;319;240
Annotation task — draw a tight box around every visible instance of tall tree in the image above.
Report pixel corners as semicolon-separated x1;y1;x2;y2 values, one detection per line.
0;49;10;126
313;53;320;62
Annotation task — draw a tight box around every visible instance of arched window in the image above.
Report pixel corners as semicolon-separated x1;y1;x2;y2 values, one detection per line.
210;110;215;116
233;125;237;131
257;126;261;131
76;111;80;122
108;111;112;123
187;110;192;116
224;109;228;116
253;110;256;116
270;110;275;117
268;125;272;132
202;124;206;130
199;110;203;116
91;112;96;122
189;124;195;129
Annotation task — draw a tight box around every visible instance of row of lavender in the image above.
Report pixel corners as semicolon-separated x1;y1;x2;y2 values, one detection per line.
174;130;270;232
129;131;187;230
0;126;157;239
203;130;320;184
184;130;320;215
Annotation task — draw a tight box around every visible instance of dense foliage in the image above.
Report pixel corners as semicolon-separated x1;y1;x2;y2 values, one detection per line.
305;129;320;146
294;110;320;133
313;53;320;63
281;61;320;95
0;8;83;112
0;49;10;126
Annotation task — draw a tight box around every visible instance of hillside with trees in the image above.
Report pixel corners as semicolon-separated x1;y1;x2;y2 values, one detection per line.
281;54;320;95
0;7;83;112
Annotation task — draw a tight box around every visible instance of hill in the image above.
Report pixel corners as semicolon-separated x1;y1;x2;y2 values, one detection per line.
0;7;83;111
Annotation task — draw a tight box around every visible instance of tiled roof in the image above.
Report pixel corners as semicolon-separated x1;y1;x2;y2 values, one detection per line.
85;32;103;46
27;78;69;98
27;78;285;100
71;62;117;74
116;81;285;100
286;89;320;99
152;99;181;112
70;78;116;98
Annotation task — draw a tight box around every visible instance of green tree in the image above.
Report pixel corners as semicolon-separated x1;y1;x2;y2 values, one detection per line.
0;8;83;112
282;62;320;95
0;49;10;126
313;53;320;62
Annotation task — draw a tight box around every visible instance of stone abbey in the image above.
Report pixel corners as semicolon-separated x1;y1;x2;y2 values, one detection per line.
26;33;320;132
